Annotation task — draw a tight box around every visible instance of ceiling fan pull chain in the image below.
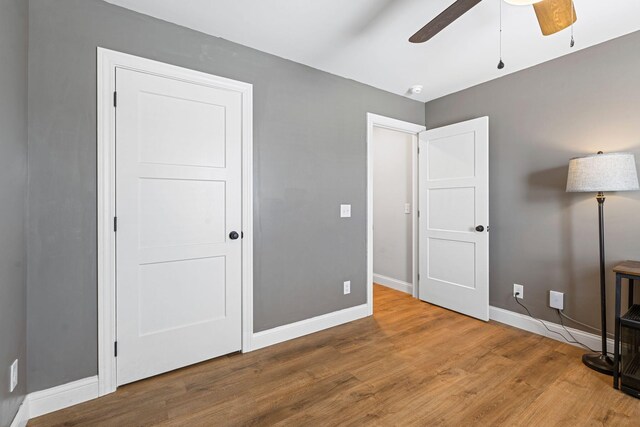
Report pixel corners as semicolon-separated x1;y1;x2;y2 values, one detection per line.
497;0;505;69
570;0;575;47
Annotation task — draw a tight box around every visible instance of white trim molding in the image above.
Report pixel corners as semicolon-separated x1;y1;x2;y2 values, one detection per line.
9;399;29;427
250;304;369;351
9;376;99;425
97;48;254;394
367;113;426;313
489;306;615;355
373;273;413;295
28;376;100;419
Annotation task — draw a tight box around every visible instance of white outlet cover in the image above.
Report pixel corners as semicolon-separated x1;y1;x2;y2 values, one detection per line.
404;203;411;214
513;284;524;299
550;291;564;310
343;280;351;295
340;204;351;218
9;359;18;392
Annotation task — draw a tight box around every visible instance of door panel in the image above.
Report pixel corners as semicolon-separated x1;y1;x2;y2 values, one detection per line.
137;92;227;168
138;257;227;335
427;131;476;180
418;117;489;321
116;68;242;385
427;238;476;289
427;187;475;232
138;178;226;247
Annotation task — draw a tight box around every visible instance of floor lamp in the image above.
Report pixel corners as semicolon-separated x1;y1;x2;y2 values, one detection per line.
566;151;639;375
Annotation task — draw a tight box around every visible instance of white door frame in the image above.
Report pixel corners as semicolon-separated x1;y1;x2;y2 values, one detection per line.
97;48;254;396
367;113;426;313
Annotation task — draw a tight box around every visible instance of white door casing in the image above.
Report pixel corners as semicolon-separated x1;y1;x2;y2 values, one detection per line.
366;113;426;308
418;117;489;321
115;68;244;385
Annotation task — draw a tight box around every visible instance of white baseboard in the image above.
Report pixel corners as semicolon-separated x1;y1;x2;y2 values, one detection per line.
9;398;29;427
373;273;413;295
489;306;615;355
8;376;99;424
27;376;99;420
249;304;369;351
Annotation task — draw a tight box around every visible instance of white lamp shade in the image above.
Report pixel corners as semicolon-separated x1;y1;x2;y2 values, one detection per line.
503;0;542;5
566;152;640;193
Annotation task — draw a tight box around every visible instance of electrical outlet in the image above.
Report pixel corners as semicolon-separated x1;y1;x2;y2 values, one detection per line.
343;281;351;295
404;203;411;214
513;284;524;299
9;359;18;393
340;204;351;218
550;291;564;310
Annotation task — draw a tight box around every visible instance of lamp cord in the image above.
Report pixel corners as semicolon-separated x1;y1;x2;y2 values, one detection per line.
558;310;614;338
555;309;603;353
513;294;605;354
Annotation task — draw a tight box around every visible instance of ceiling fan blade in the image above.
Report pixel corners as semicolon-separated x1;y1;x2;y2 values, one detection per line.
409;0;483;43
533;0;577;36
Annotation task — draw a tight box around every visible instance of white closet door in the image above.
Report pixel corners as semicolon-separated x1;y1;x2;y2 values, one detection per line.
116;67;242;385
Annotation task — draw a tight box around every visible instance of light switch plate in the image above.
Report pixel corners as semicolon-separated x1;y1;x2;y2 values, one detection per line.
9;359;18;393
343;281;351;295
340;204;351;218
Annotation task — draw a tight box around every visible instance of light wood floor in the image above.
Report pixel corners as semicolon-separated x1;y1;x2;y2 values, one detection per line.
30;285;640;426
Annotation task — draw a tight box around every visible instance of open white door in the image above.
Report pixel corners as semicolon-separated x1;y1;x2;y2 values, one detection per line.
115;67;243;385
418;117;489;321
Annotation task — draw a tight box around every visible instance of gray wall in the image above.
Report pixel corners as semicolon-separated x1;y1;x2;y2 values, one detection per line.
27;0;425;392
425;31;640;332
0;0;28;424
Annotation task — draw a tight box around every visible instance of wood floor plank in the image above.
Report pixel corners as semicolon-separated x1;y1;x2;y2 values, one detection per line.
29;285;640;426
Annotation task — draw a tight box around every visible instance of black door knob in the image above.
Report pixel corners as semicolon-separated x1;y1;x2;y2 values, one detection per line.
475;225;485;232
229;231;239;240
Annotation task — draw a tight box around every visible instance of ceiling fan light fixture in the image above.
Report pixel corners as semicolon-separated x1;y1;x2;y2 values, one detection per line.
533;0;577;35
503;0;543;4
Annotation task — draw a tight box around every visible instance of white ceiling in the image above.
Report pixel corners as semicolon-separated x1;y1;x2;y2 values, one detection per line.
105;0;640;102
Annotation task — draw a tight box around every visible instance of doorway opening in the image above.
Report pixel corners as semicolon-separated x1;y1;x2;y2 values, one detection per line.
372;127;417;295
367;114;489;321
367;114;425;314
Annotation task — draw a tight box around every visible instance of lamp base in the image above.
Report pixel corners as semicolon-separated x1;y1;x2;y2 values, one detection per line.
582;353;613;376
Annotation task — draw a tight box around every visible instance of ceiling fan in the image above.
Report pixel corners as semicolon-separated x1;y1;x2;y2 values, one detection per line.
409;0;577;43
